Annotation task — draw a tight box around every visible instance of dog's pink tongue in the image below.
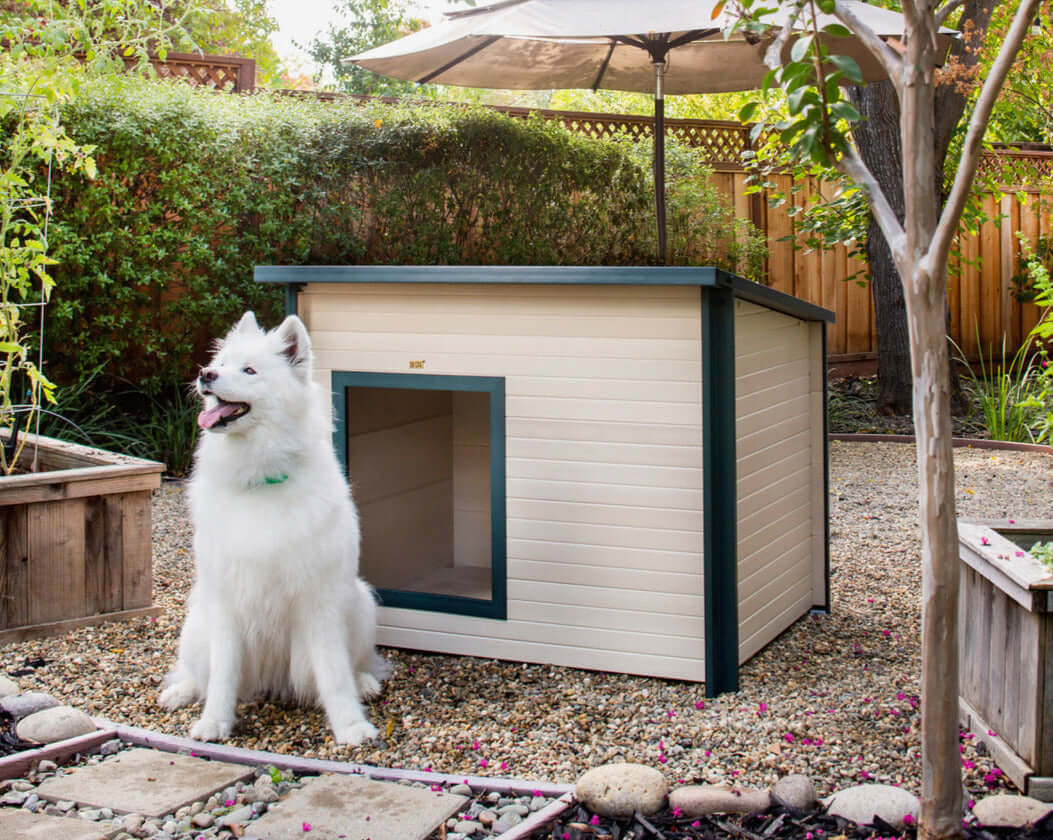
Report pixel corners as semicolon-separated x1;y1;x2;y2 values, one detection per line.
198;403;239;430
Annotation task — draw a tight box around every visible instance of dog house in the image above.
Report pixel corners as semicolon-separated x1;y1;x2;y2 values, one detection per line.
256;266;832;695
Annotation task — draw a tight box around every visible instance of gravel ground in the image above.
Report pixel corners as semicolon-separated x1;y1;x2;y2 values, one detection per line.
2;440;1051;802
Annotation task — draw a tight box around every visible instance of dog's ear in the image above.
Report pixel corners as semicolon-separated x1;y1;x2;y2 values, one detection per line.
273;315;312;377
231;311;263;337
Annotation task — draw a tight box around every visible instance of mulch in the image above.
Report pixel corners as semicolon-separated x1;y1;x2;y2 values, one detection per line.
530;803;1053;840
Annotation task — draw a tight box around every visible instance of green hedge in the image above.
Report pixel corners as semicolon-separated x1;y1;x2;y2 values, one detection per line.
44;78;765;397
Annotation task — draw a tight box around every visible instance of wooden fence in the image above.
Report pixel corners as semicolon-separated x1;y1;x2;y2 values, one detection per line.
151;53;1053;358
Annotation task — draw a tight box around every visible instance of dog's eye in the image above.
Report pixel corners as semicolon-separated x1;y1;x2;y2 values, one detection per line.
242;366;257;375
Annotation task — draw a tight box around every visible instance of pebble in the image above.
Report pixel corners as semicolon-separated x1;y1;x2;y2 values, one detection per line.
217;805;254;826
37;759;58;773
669;784;771;816
772;773;817;810
824;782;920;830
576;763;668;818
16;704;96;743
192;812;214;828
0;691;60;719
0;675;19;697
972;794;1053;827
492;811;523;833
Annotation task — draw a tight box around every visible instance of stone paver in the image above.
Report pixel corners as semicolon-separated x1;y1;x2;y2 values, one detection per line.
245;774;467;840
34;747;254;818
0;808;115;840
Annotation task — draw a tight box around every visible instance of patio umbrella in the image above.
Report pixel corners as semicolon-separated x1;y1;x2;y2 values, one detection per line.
351;0;941;263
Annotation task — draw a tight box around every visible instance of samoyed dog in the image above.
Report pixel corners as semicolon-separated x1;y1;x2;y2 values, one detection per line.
159;311;384;746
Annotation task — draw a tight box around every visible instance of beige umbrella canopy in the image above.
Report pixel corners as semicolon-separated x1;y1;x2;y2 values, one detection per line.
352;0;942;262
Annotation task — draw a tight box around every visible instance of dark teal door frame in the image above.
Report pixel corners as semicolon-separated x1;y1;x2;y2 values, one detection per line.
701;286;739;697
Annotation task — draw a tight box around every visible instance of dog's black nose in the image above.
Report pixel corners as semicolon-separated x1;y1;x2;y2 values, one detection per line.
199;367;218;385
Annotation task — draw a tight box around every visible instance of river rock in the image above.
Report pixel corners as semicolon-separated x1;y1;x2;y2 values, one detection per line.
576;763;668;818
492;811;523;833
0;676;19;698
973;794;1053;828
823;784;920;830
15;705;95;744
669;784;771;816
0;691;60;719
772;774;817;811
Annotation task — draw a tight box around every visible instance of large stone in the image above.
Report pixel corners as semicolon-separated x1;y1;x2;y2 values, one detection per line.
0;809;111;840
823;784;920;831
772;774;817;811
35;747;254;818
669;784;771;816
0;691;60;719
973;794;1053;828
575;763;668;819
16;706;95;744
244;774;467;840
0;675;19;698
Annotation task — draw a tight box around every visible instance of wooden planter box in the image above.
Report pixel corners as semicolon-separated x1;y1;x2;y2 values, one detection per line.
958;519;1053;801
0;433;164;643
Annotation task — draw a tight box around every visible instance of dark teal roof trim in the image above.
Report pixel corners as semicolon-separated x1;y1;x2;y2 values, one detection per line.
255;265;835;324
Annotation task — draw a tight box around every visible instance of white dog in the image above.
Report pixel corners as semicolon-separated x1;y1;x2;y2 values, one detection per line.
160;311;384;746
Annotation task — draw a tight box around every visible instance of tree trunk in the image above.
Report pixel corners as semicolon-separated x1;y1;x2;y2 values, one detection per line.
899;18;963;838
849;0;998;418
850;82;913;415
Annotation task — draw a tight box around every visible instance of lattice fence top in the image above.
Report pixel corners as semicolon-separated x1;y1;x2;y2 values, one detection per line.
139;53;256;93
977;148;1053;185
142;53;1053;178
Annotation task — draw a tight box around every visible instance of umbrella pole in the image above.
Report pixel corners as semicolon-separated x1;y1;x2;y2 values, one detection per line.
654;61;667;265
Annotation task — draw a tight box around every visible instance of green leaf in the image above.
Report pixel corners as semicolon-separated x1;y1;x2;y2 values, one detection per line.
828;54;864;84
787;87;820;116
829;101;861;123
790;35;814;63
816;0;836;12
738;101;760;123
822;23;852;38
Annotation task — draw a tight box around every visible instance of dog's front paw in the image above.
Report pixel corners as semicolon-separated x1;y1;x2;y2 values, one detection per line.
190;717;233;742
333;720;378;746
159;680;197;710
357;673;382;701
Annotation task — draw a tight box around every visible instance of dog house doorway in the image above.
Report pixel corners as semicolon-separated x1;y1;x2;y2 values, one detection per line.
332;372;506;619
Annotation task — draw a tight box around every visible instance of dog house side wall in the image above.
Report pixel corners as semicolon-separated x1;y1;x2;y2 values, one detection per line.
301;281;708;681
734;300;827;662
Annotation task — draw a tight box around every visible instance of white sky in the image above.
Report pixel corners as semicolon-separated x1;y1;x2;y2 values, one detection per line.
268;0;452;75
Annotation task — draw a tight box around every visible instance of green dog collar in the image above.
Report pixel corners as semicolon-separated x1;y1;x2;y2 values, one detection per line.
264;474;289;485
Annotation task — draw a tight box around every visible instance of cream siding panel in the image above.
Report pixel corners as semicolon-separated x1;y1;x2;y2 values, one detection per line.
513;580;702;615
307;283;705;680
735;300;821;664
378;628;706;681
508;478;700;511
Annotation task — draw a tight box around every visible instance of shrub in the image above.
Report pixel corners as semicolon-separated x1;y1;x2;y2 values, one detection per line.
44;79;766;395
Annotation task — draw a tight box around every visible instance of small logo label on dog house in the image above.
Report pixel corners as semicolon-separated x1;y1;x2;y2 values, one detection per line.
409;360;425;369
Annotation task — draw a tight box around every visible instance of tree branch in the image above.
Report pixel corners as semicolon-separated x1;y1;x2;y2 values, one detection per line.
836;145;907;268
928;0;1043;275
832;0;905;88
935;0;970;28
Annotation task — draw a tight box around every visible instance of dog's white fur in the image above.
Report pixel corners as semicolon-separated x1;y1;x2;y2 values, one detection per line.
159;311;384;746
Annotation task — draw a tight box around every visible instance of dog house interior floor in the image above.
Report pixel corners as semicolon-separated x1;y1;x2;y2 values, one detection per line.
348;384;495;605
399;566;491;600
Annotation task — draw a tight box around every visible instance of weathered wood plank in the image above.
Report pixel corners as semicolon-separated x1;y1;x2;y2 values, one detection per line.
27;499;87;626
0;506;29;629
120;492;153;610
